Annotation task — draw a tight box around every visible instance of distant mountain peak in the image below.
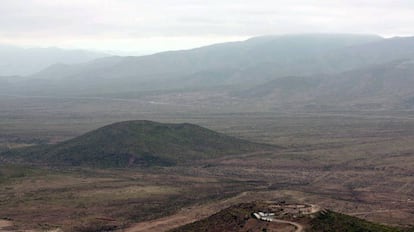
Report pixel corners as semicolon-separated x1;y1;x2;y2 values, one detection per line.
0;44;109;76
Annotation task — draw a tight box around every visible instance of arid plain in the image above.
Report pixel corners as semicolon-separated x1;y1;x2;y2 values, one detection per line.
0;97;413;231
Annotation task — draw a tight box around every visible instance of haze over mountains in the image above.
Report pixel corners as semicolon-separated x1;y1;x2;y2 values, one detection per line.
0;44;108;76
2;32;414;231
2;33;414;111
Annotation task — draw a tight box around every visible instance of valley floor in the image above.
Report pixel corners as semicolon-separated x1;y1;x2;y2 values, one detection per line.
1;97;414;230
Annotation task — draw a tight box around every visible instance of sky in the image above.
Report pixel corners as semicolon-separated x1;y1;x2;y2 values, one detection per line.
0;0;413;55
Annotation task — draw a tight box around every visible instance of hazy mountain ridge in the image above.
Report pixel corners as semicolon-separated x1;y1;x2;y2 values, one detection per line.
1;34;382;95
0;44;109;76
313;59;414;108
232;59;414;110
3;34;414;111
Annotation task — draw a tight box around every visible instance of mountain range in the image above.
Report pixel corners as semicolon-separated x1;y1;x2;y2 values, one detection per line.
0;44;108;76
2;34;414;111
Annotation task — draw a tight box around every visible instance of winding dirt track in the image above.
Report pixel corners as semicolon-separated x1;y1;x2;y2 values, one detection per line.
272;219;304;232
0;220;13;232
122;213;304;232
123;216;189;232
121;192;253;232
121;191;311;232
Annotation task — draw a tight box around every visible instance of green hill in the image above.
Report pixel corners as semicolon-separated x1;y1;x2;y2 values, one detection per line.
1;120;271;167
170;203;261;232
309;210;412;232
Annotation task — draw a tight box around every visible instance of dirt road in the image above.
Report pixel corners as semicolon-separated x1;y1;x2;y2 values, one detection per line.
0;220;13;232
272;219;304;232
121;191;316;232
121;191;254;232
123;216;189;232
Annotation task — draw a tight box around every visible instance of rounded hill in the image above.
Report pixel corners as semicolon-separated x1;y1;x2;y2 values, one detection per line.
3;120;271;167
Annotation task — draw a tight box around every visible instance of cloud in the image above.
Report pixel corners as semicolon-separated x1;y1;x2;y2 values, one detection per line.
0;0;413;52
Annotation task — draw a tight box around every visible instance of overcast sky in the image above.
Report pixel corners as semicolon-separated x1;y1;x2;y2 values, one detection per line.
0;0;413;54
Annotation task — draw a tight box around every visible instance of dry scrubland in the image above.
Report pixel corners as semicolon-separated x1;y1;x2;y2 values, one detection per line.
0;97;414;230
0;166;259;231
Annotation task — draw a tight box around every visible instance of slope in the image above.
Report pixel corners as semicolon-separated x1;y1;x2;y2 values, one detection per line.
1;120;271;167
171;203;413;232
235;58;414;110
1;34;382;96
313;59;414;109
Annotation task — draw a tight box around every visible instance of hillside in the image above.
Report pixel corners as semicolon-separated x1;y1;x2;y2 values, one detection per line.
325;36;414;70
310;210;414;232
0;34;382;96
1;121;270;167
3;34;414;111
233;59;414;110
171;202;413;232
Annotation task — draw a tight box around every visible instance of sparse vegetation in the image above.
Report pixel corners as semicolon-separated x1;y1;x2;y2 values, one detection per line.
2;6;414;232
172;202;414;232
310;210;406;232
1;50;414;230
1;111;414;230
1;120;271;167
170;203;260;232
0;164;262;231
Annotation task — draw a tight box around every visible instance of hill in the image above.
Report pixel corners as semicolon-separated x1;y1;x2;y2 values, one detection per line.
310;210;413;232
171;202;413;232
233;58;414;110
313;59;414;109
1;120;271;167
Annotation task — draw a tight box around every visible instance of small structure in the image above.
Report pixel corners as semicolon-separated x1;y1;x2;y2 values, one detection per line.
253;202;319;223
253;212;275;222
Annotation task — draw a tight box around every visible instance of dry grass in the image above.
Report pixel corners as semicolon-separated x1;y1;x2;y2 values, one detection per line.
1;99;414;230
79;185;181;200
